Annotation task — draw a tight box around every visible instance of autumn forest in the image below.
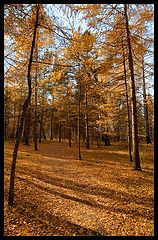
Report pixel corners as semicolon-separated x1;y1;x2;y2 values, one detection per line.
4;4;154;236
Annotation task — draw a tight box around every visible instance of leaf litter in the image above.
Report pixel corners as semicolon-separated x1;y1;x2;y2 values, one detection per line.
4;141;154;236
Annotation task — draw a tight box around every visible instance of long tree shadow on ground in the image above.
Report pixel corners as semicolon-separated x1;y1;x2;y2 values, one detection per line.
4;196;108;236
16;174;153;221
16;167;154;206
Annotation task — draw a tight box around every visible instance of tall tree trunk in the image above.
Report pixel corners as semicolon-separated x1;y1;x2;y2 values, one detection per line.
142;56;151;144
68;103;71;147
16;104;21;139
4;114;8;141
78;84;82;160
53;123;57;139
124;4;141;171
85;90;90;149
12;106;16;140
22;106;30;145
43;127;46;139
50;109;53;140
37;116;46;140
39;89;45;143
8;5;40;206
68;126;72;147
39;109;43;143
122;37;133;162
25;106;31;145
59;123;62;142
34;36;38;151
63;127;66;141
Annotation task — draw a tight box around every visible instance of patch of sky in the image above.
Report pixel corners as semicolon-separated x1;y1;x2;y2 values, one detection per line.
44;4;89;35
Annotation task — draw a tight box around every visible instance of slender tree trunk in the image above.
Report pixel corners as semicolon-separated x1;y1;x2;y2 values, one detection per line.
124;4;141;171
78;84;82;160
22;106;30;145
142;57;151;144
37;116;46;140
68;126;72;147
59;123;62;142
39;90;45;143
122;37;133;162
39;109;43;143
12;106;16;140
34;37;38;150
25;106;31;145
8;5;39;206
4;112;8;141
22;107;27;143
50;109;53;140
63;127;65;141
50;117;53;140
16;104;21;139
54;123;57;139
43;128;46;139
68;103;71;147
85;90;90;149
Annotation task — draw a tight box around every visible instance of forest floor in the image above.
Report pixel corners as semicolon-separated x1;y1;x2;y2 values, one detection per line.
4;140;154;236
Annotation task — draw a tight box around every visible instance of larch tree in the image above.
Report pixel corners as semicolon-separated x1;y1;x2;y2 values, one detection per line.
104;12;133;161
8;4;40;206
34;39;39;150
124;4;141;170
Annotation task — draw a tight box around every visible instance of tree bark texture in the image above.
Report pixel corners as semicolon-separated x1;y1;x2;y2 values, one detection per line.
124;4;141;170
122;37;133;162
22;106;31;145
68;103;72;147
34;37;38;150
50;109;53;140
39;89;45;143
12;106;16;140
78;83;82;160
85;90;90;149
59;123;62;142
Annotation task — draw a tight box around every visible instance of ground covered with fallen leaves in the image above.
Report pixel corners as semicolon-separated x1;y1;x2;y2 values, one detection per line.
4;140;154;236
